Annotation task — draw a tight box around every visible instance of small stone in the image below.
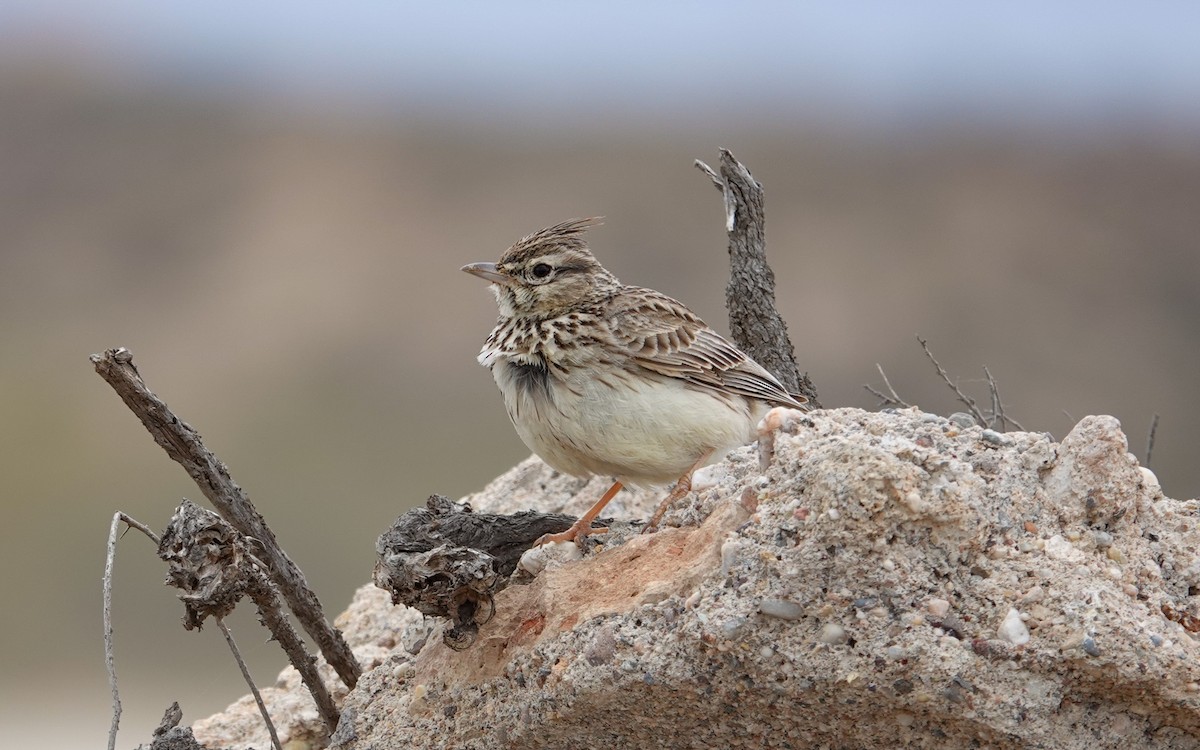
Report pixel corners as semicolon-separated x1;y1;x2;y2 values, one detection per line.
1020;585;1045;604
1093;530;1114;548
691;464;727;491
1139;466;1161;493
720;539;742;576
827;507;841;521
819;622;848;645
721;617;748;641
981;429;1010;446
948;412;977;428
1043;535;1083;561
759;599;804;621
517;541;581;576
997;608;1030;646
926;598;950;618
1106;547;1127;564
1081;638;1101;657
584;628;617;666
902;491;928;514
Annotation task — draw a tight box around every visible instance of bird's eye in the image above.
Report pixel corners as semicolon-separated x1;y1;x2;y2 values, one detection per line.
531;263;553;279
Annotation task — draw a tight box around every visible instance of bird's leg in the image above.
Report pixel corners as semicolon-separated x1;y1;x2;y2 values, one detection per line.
643;451;713;534
534;480;623;548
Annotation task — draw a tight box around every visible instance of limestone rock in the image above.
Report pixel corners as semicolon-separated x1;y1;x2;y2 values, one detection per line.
194;408;1200;749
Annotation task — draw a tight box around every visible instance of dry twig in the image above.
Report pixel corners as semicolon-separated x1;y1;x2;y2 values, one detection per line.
1146;413;1160;469
105;513;161;750
867;338;1025;432
695;149;819;406
157;500;341;735
917;336;989;427
864;363;913;409
91;347;360;689
216;619;283;750
983;365;1025;432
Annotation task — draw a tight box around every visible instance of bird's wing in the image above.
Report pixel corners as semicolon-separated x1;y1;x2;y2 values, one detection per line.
605;287;806;409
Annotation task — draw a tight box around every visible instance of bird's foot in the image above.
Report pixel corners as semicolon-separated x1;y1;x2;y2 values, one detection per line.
534;522;608;549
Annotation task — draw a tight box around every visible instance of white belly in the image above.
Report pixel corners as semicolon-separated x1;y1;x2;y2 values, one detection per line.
493;359;761;484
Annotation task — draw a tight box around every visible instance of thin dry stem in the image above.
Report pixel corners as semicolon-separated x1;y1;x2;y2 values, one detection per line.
105;512;162;750
917;336;989;427
864;363;913;409
216;618;283;750
1146;413;1160;469
982;365;1025;432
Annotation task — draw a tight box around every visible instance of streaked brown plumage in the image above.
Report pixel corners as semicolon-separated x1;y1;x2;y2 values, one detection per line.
463;218;806;545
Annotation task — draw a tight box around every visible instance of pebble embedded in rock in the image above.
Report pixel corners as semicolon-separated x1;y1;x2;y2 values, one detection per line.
926;598;950;618
997;608;1030;646
948;412;977;428
517;541;581;576
721;617;748;641
759;599;804;621
981;429;1010;446
819;622;847;645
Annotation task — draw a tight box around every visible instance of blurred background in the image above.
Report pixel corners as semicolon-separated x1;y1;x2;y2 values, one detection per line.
2;2;1198;747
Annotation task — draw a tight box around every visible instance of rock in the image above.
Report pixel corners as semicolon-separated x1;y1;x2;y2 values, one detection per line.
192;409;1200;750
998;608;1031;646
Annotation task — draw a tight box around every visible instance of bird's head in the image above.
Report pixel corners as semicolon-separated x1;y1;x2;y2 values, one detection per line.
461;217;619;317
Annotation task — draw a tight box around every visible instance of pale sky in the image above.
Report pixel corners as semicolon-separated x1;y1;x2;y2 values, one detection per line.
2;1;1198;127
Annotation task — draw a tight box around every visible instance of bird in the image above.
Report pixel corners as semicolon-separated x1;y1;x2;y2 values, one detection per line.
462;217;808;547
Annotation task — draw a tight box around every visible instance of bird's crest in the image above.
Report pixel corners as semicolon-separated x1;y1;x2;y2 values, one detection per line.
501;217;604;264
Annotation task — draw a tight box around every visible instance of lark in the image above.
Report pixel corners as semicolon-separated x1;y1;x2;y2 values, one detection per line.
463;218;807;546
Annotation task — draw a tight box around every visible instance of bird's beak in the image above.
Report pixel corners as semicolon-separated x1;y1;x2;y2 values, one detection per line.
461;262;511;286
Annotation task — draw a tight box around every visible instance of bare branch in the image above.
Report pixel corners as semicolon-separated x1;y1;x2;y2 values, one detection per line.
105;512;163;750
864;363;913;409
1146;413;1160;469
90;348;360;689
245;571;341;734
216;619;282;750
917;337;988;427
982;365;1025;432
695;149;819;406
157;500;341;736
